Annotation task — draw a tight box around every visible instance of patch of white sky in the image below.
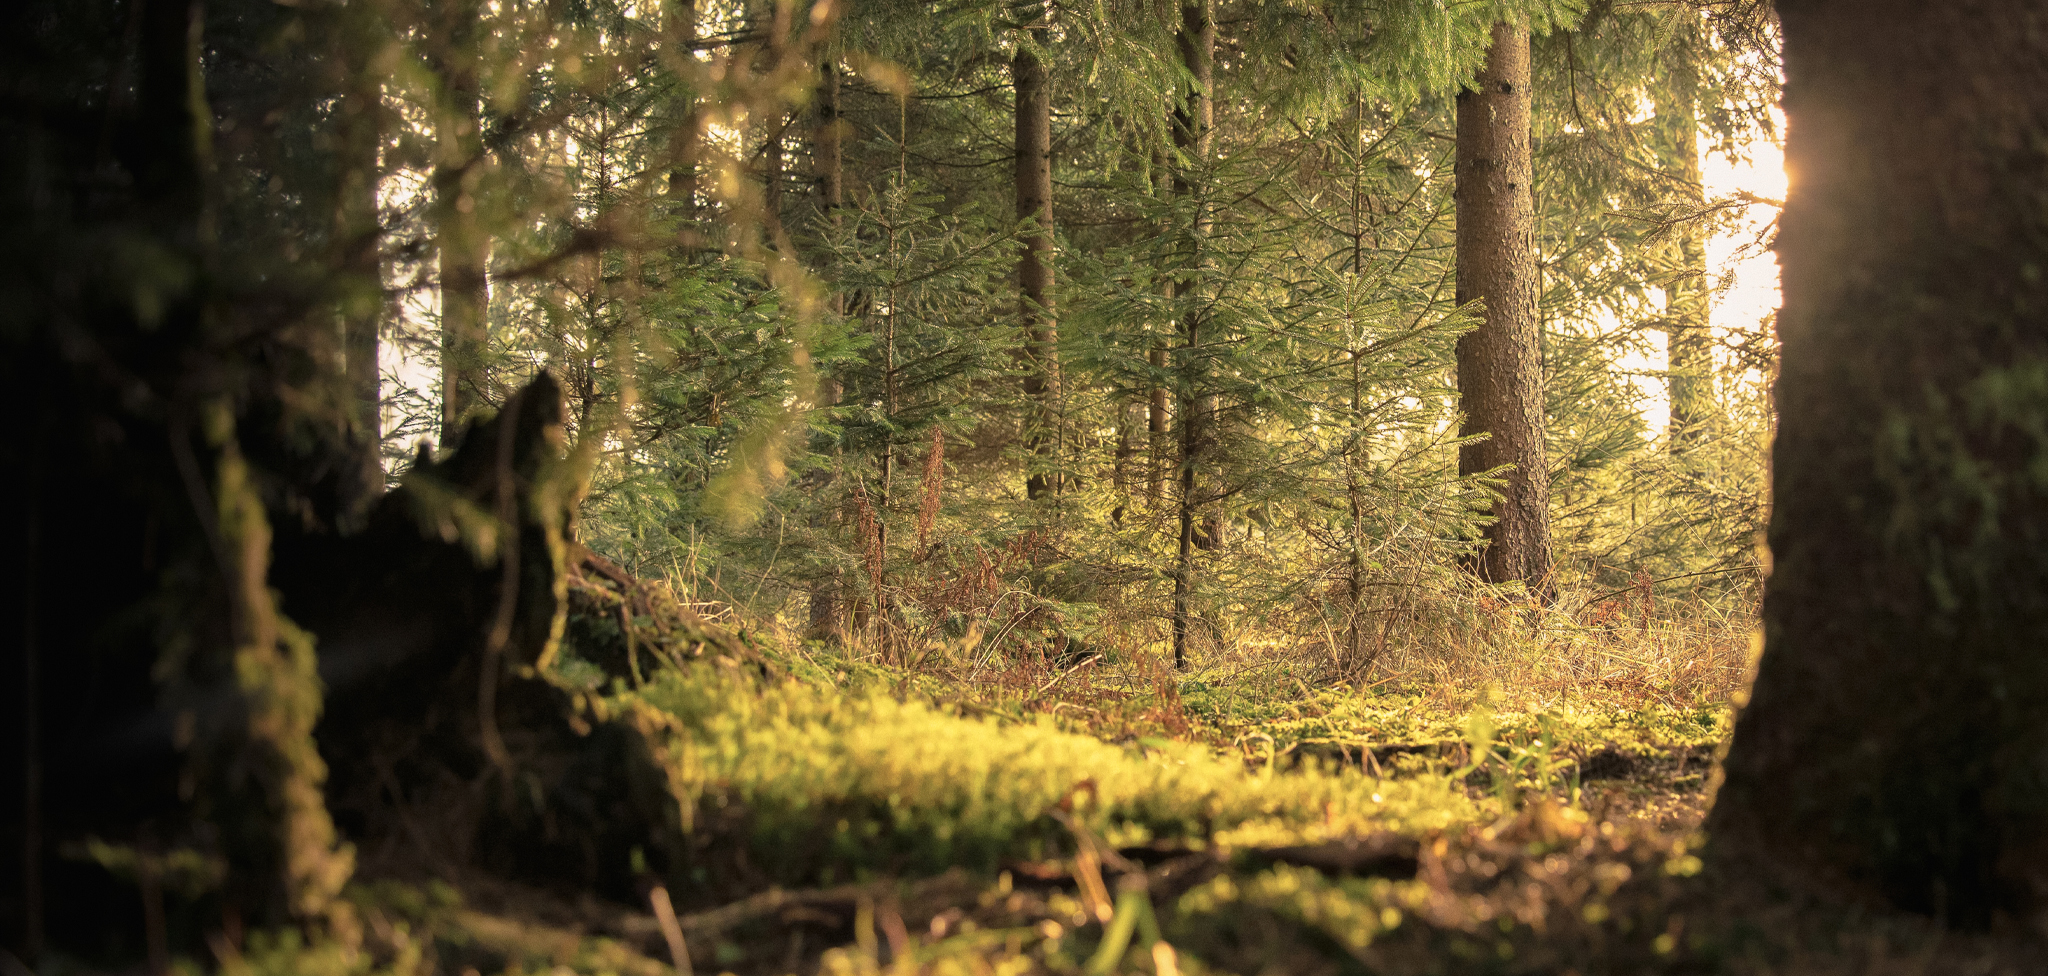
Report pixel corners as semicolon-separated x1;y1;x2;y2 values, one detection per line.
1628;115;1786;435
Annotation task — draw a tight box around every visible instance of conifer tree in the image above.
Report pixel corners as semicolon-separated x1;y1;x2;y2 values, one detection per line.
1014;4;1059;500
1169;0;1215;668
1455;20;1555;596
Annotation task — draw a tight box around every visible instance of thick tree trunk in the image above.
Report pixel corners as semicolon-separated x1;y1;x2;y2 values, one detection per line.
436;81;489;445
1453;22;1554;596
3;0;693;955
1015;24;1059;501
1170;0;1213;670
1708;0;2048;926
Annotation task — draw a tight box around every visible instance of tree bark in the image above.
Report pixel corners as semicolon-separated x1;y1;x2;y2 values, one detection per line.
435;74;489;445
665;0;701;216
807;56;846;643
335;16;385;512
1453;22;1554;597
762;110;788;250
1708;0;2048;926
1170;0;1213;670
1015;21;1059;501
1148;143;1171;504
816;57;843;215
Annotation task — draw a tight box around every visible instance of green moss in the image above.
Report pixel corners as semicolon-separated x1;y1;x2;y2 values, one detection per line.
613;660;1483;883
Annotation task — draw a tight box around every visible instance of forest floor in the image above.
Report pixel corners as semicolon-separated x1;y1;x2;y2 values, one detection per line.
283;584;2047;976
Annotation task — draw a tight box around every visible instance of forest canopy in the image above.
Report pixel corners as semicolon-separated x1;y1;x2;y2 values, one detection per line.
348;0;1781;665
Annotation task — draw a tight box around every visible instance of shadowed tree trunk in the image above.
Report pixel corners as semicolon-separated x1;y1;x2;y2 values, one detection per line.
762;110;788;248
0;0;721;958
816;58;843;218
3;0;367;940
1015;13;1059;501
664;0;702;216
1454;21;1554;597
1708;0;2048;926
334;4;386;513
435;39;490;445
1170;0;1214;670
808;54;847;643
753;0;792;251
1149;142;1171;505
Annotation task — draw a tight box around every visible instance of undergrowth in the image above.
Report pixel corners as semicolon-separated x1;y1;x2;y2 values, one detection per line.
161;580;2046;976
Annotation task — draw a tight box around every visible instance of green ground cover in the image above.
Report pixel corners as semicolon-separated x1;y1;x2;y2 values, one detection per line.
199;606;2036;976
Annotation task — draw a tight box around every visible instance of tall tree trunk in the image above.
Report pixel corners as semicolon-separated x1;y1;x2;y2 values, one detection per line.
435;79;489;445
817;58;843;217
338;108;380;432
334;3;385;515
1170;0;1213;670
761;111;788;249
807;56;846;643
753;0;791;252
1453;22;1554;597
665;0;701;216
1015;20;1059;501
1148;143;1171;504
1343;89;1371;672
1708;0;2048;925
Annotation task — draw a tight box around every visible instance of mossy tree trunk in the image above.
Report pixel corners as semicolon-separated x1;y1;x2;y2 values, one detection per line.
2;0;689;957
1454;22;1554;597
4;0;364;942
1708;0;2048;926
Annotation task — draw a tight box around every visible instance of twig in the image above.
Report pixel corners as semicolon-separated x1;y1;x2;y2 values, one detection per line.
1029;657;1099;702
677;885;863;935
673;871;971;938
649;885;693;976
1584;566;1759;607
